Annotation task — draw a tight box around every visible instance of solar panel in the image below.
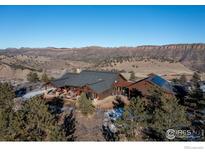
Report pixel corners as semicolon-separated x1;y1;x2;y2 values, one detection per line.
150;75;166;87
149;75;173;93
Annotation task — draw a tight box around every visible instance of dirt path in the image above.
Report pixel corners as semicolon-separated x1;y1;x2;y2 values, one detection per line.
74;110;105;141
93;95;130;110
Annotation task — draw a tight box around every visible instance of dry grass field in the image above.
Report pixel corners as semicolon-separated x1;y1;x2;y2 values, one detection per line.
100;59;194;80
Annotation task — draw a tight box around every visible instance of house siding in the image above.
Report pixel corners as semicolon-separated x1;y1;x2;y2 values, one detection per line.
128;80;154;96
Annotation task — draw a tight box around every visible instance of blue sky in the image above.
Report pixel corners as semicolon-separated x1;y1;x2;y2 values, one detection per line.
0;5;205;49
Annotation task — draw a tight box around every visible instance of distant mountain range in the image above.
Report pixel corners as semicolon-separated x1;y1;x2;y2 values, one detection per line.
1;43;205;72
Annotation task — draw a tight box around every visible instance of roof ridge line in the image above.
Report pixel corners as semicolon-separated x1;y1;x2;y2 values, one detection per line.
87;79;105;85
82;70;118;74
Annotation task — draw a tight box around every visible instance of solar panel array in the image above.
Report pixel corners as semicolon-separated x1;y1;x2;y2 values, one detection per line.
148;75;174;93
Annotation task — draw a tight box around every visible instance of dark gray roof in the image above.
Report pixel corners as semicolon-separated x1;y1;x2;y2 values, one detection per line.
60;72;79;79
51;70;119;93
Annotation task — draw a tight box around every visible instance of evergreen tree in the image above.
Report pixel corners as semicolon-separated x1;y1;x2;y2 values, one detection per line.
171;78;180;84
50;76;55;81
151;96;190;140
129;71;136;81
0;83;15;141
115;97;147;141
60;111;76;141
146;90;190;140
191;72;201;86
116;91;190;141
78;93;95;116
41;72;50;83
0;82;76;141
0;82;15;108
102;124;119;141
8;97;61;141
27;71;39;83
188;84;205;109
0;94;76;141
179;74;187;84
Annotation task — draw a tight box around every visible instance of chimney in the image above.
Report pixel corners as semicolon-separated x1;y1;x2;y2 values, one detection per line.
76;68;82;73
147;73;156;77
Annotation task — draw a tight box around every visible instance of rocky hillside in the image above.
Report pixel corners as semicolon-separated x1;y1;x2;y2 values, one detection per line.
1;44;205;72
0;43;205;81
